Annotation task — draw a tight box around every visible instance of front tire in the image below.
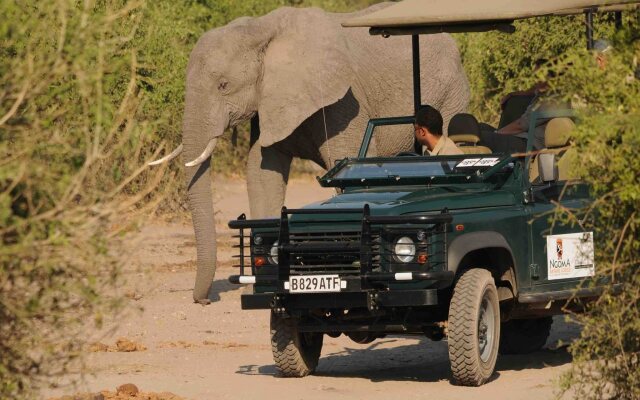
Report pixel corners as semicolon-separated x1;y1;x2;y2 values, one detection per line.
448;268;500;386
270;312;323;377
499;316;552;354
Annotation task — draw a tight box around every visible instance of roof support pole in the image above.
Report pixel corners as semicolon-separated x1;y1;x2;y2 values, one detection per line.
585;10;594;50
614;11;622;30
412;34;422;153
412;34;421;115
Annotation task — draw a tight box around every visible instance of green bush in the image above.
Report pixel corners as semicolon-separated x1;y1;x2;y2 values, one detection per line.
0;1;383;396
457;11;639;398
455;14;617;125
458;11;639;399
0;1;167;397
551;19;640;399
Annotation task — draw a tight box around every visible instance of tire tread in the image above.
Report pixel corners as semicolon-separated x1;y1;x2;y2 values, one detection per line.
448;268;500;386
270;312;322;377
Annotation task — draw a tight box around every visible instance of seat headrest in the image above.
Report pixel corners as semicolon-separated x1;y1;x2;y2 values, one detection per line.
460;145;492;155
544;117;575;148
498;94;535;128
449;134;480;144
448;113;480;137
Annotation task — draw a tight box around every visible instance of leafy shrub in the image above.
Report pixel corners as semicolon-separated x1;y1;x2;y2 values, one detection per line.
551;18;640;399
0;1;167;397
0;1;383;396
455;14;617;125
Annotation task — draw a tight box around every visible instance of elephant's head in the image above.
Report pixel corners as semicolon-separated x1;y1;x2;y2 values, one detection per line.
152;8;356;302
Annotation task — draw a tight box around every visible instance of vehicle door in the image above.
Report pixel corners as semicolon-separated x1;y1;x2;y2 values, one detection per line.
525;164;594;292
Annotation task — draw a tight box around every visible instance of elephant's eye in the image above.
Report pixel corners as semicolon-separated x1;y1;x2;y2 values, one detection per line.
217;80;230;93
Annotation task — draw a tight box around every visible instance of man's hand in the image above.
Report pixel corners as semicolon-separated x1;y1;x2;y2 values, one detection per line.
496;118;525;135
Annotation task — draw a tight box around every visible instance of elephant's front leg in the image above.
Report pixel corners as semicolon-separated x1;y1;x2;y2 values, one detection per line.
247;142;293;219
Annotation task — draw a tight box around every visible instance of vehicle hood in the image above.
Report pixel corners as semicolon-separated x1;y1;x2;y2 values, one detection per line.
295;186;516;220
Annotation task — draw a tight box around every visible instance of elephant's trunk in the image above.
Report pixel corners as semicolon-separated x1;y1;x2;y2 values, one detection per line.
185;155;216;303
183;108;227;303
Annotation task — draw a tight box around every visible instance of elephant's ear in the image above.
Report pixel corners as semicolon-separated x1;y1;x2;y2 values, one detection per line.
258;10;353;147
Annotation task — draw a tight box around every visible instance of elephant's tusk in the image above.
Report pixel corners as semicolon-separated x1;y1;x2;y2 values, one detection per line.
148;144;183;166
185;138;217;167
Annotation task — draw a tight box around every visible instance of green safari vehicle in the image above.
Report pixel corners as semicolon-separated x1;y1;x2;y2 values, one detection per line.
227;0;632;386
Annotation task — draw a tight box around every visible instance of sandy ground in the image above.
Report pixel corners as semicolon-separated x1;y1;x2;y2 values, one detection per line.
44;176;579;400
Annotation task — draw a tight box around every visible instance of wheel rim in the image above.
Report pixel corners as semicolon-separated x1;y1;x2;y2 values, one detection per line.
478;292;495;363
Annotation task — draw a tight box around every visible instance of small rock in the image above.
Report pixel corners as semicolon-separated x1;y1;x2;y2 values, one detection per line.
115;337;146;352
116;383;139;396
89;342;110;352
125;290;143;301
172;311;187;321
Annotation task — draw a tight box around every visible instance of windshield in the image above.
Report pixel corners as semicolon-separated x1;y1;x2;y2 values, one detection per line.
320;155;512;187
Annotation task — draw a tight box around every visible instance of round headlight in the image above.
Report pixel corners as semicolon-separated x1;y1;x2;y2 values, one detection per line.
268;241;279;265
394;236;415;263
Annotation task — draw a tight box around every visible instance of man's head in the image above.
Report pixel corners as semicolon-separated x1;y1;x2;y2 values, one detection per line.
414;105;443;149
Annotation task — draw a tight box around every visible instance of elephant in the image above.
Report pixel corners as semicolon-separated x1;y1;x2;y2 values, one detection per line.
149;3;470;303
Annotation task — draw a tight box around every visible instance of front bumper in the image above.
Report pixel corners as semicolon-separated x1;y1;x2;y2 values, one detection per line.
240;289;440;311
228;205;453;311
230;270;454;310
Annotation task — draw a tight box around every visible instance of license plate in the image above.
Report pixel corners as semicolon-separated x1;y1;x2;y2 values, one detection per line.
286;275;344;293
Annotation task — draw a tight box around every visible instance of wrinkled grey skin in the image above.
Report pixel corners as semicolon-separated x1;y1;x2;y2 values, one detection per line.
181;4;470;302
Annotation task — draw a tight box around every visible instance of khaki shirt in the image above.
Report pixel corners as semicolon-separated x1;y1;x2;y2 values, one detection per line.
425;136;463;156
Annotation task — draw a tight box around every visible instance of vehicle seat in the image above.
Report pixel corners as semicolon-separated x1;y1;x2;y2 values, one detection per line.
448;113;492;154
529;117;578;182
498;94;536;129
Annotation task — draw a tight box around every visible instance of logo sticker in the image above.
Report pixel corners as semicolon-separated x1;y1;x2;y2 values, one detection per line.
546;232;595;280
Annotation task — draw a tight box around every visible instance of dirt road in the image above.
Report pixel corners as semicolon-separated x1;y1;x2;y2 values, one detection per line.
45;177;577;400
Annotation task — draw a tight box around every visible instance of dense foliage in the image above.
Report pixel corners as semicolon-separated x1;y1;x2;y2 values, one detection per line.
456;14;616;124
457;12;639;398
0;0;380;397
0;1;167;397
551;21;640;400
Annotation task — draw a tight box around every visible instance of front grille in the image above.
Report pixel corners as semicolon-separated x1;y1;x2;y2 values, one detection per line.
288;231;381;276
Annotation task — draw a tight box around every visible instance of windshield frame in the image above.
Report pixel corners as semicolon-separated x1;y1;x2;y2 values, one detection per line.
357;116;416;158
319;154;515;188
320;109;577;189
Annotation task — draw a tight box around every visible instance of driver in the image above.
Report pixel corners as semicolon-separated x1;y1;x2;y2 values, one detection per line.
414;105;463;156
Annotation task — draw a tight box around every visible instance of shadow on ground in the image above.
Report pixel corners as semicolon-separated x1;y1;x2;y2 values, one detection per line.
207;278;243;302
236;317;578;384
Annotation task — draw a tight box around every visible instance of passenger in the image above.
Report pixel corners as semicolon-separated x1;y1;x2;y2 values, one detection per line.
485;43;613;153
494;91;562;151
479;59;550;153
414;105;463;156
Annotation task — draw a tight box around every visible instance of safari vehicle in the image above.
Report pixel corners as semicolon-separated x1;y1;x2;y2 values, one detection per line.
227;0;636;386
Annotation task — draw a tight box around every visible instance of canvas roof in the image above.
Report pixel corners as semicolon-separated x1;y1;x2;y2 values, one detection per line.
342;0;640;29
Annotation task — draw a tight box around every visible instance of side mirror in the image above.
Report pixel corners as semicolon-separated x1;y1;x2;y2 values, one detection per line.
538;153;558;182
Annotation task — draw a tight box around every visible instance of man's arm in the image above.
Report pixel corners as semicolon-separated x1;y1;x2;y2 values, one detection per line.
497;117;526;135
